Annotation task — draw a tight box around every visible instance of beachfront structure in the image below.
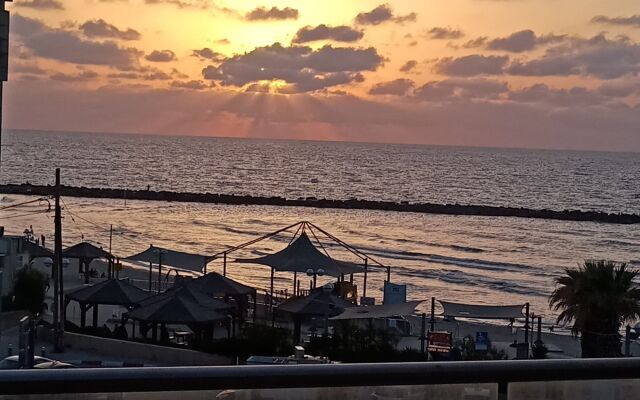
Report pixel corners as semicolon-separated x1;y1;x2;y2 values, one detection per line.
183;272;257;322
63;241;114;279
65;278;150;328
125;245;211;293
0;234;52;298
276;286;356;343
211;221;392;307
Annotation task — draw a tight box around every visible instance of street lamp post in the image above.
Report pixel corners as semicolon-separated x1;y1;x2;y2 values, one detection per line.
306;268;325;290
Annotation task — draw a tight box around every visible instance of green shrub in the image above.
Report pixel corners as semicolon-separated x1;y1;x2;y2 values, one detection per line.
11;268;47;314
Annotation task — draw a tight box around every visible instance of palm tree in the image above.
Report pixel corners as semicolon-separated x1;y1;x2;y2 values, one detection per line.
549;260;640;358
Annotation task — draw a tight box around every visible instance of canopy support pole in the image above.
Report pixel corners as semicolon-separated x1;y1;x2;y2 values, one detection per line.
92;304;98;328
293;272;297;296
253;292;257;322
524;303;530;346
223;252;227;276
157;253;163;294
430;297;435;331
148;262;152;292
363;259;368;299
270;268;274;312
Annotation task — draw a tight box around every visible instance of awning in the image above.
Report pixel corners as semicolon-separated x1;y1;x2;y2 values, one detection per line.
125;245;209;273
439;301;525;319
236;232;364;277
140;285;235;314
330;300;422;320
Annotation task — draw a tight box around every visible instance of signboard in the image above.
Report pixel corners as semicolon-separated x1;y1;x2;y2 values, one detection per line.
475;331;489;351
427;331;451;353
383;281;406;305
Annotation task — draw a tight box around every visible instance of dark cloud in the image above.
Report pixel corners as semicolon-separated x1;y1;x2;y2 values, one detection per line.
192;48;225;61
414;78;509;101
170;80;209;90
485;30;565;53
10;62;47;75
15;0;64;10
507;34;640;79
245;6;298;21
79;19;141;41
355;4;416;25
11;15;142;70
293;25;364;43
202;42;383;92
434;55;509;76
145;50;177;62
399;60;418;72
427;27;464;40
50;70;99;82
508;84;610;107
591;15;640;28
369;78;414;95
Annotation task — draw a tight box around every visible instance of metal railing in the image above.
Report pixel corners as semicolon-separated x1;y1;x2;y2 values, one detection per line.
1;358;639;396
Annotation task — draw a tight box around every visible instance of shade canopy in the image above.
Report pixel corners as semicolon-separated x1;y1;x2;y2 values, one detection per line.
330;301;422;320
63;242;113;260
140;285;235;313
66;279;150;306
439;301;525;319
22;239;53;259
276;287;355;317
127;295;228;324
236;232;364;277
125;245;209;273
185;272;255;297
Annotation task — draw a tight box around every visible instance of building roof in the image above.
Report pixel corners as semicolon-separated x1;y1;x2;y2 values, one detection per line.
66;279;150;306
184;272;255;297
21;239;53;259
127;295;228;324
276;287;355;316
63;242;112;260
236;232;364;277
140;285;235;313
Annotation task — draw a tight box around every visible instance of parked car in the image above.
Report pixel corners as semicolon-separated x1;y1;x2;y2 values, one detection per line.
33;360;77;369
0;355;53;369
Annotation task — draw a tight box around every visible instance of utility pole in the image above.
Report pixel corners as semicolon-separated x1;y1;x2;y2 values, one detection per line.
53;168;64;352
108;224;113;279
0;1;12;175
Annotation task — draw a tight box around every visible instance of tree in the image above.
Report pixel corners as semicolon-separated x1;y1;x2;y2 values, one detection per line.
12;268;48;314
549;260;640;358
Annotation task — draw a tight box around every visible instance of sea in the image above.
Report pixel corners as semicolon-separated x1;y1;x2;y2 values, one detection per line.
1;130;639;325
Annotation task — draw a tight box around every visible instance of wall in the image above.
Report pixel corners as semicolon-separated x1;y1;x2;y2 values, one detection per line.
39;328;233;366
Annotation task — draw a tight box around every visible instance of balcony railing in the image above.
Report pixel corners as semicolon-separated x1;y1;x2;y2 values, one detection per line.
1;358;639;399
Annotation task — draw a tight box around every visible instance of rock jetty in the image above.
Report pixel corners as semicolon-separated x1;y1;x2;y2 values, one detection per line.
1;183;638;224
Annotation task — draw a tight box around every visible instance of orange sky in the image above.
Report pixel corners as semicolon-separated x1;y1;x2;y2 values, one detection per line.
4;0;640;151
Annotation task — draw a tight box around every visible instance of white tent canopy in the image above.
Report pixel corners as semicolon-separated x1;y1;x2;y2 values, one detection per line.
330;301;422;320
125;245;209;273
439;300;525;319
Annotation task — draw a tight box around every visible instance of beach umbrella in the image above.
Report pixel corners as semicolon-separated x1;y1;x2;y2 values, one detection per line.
140;285;235;314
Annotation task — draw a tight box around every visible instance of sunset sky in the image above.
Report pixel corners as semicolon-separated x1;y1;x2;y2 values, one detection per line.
4;0;640;151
